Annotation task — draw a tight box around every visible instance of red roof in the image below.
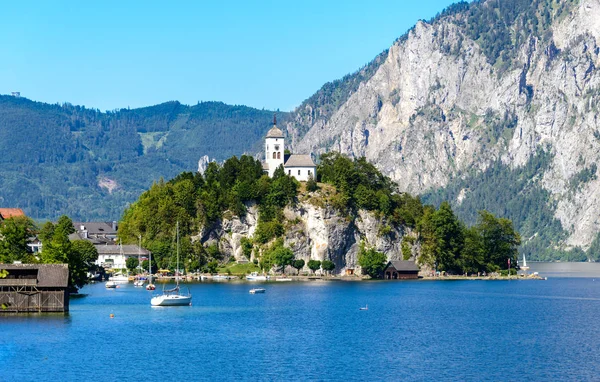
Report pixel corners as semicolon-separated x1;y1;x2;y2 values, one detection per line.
0;208;26;219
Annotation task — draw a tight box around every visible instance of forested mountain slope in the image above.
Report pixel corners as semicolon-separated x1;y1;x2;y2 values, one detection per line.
285;0;600;260
0;96;288;220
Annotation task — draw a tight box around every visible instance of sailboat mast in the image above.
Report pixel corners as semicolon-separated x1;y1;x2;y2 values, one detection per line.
176;221;179;285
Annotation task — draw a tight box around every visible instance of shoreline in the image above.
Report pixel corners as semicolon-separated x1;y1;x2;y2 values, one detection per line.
135;273;547;283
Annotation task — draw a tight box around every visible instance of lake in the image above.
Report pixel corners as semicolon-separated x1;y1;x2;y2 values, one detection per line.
2;263;600;381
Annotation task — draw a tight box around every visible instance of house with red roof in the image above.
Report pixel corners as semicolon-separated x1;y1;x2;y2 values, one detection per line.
0;208;25;221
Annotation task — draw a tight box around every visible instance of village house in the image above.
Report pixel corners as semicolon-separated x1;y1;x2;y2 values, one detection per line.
69;221;149;270
0;208;25;220
262;116;317;181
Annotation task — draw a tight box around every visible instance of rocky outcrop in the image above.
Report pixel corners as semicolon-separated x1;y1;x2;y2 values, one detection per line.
286;0;600;250
199;202;416;275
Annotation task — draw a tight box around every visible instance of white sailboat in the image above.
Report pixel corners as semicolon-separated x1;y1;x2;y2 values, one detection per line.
134;236;146;287
146;247;156;291
150;222;191;306
109;241;130;283
521;254;530;271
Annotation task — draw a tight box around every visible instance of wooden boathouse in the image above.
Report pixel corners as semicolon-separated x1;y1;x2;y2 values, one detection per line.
0;264;69;313
383;261;420;280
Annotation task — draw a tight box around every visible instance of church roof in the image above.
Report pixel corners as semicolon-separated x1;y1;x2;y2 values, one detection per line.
266;125;284;138
284;154;316;167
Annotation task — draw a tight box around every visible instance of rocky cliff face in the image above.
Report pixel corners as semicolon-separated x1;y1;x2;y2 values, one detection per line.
199;201;416;275
286;0;600;251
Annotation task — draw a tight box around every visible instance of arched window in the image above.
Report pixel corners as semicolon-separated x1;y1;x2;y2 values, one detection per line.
277;152;281;159
273;152;277;159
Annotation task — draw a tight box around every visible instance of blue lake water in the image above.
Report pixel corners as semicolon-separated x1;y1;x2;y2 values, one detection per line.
2;269;600;381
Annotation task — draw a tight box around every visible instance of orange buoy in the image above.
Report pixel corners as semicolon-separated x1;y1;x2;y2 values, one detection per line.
110;314;114;318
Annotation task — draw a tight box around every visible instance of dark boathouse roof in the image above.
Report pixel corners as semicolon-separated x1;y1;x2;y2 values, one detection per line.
0;263;69;287
385;260;420;272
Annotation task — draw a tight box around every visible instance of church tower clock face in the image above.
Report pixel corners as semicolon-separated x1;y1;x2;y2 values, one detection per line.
275;145;280;151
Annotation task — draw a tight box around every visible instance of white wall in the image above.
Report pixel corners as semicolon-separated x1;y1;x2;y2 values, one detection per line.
265;137;285;177
285;166;317;182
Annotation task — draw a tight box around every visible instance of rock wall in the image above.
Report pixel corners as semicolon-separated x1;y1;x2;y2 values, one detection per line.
199;202;416;275
286;0;600;250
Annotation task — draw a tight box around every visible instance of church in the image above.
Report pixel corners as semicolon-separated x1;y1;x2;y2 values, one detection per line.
262;117;317;181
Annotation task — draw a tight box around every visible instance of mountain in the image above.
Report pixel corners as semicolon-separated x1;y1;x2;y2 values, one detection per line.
284;0;600;260
0;96;288;220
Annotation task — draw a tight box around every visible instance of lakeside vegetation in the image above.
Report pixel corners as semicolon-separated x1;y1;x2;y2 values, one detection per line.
0;215;98;292
118;152;521;277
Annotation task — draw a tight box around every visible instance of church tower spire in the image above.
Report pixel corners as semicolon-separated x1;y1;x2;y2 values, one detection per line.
265;113;285;177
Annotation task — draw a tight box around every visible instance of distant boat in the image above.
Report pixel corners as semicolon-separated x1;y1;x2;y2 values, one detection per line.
146;240;156;291
359;304;368;311
249;288;266;294
108;273;129;283
133;279;145;287
151;222;191;307
105;281;118;289
521;254;530;271
246;272;269;281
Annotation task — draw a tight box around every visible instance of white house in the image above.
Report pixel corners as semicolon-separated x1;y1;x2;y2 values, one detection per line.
263;117;317;181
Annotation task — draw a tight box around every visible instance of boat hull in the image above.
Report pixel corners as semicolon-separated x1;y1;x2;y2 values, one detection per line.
151;294;192;306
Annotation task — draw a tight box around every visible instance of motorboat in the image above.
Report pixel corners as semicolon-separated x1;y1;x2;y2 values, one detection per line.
246;272;269;281
108;273;129;283
249;288;266;294
133;279;145;287
105;281;118;289
359;304;368;311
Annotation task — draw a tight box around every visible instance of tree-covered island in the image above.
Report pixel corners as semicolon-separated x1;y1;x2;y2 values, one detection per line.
116;152;521;278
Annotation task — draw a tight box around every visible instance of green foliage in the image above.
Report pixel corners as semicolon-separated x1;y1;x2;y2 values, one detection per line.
119;154;299;268
423;149;568;261
0;216;38;264
0;95;288;221
240;237;253;260
321;260;335;275
358;243;387;278
307;260;321;274
306;174;318;192
259;239;294;274
39;216;99;291
431;0;578;73
126;257;139;272
318;152;423;228
206;260;219;274
292;259;305;275
418;206;521;275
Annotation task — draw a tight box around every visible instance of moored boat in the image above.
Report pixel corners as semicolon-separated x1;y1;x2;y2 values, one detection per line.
246;272;269;281
249;288;266;294
150;222;191;307
105;281;118;289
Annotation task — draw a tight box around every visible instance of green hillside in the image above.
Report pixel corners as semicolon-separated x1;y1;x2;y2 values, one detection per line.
0;95;288;220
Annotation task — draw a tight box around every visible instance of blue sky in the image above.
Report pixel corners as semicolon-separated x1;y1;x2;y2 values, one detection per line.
0;0;458;112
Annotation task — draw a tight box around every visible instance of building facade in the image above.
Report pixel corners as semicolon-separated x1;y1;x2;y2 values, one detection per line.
263;117;317;181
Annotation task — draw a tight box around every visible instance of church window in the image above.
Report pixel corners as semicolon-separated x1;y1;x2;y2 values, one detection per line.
277;152;281;159
308;170;312;176
298;170;301;176
273;152;276;159
288;170;291;175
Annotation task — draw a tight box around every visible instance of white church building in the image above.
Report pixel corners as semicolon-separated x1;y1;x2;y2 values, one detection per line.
263;117;317;181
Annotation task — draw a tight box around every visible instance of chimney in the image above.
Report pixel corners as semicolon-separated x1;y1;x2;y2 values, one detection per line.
112;221;117;231
80;225;85;231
